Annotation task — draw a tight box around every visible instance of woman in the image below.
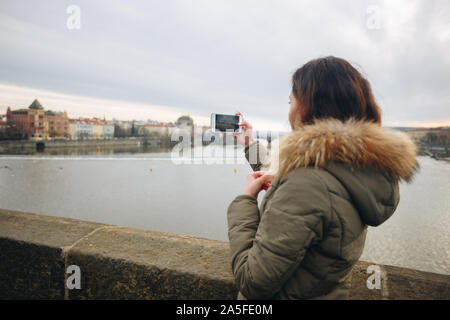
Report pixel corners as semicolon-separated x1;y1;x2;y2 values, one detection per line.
227;56;418;300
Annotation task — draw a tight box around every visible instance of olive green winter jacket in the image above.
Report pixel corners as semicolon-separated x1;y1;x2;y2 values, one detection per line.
227;118;418;300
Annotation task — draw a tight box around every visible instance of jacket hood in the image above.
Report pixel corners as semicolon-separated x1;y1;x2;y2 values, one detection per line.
270;118;419;226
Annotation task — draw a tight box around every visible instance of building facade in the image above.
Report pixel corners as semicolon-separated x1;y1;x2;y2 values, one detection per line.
103;124;115;139
136;123;175;138
5;99;70;140
68;118;114;140
175;115;194;130
93;121;104;140
0;119;7;139
68;119;94;140
6;99;49;140
45;110;69;138
112;120;133;137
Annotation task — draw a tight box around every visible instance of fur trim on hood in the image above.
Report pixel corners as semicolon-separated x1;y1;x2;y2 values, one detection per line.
270;118;419;182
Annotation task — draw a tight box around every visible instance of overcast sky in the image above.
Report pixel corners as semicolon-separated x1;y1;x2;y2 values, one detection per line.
0;0;449;130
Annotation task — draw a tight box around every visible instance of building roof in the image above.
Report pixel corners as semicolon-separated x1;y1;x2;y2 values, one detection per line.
176;115;193;126
11;109;29;114
28;99;43;110
45;110;65;116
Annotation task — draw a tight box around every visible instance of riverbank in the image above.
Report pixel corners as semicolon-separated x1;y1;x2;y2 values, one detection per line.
1;209;449;299
0;137;170;154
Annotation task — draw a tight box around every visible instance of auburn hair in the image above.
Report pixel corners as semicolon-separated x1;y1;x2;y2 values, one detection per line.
291;56;381;126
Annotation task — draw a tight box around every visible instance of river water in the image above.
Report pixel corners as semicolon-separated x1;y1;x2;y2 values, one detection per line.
0;147;449;275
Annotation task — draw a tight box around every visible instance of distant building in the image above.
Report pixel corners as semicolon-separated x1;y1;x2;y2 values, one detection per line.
136;123;175;137
3;100;200;142
91;118;105;139
175;115;194;130
103;123;115;139
78;122;94;140
6;99;49;140
405;129;429;144
5;99;72;140
45;110;69;138
112;120;133;137
68;118;114;140
68;120;77;139
0;119;7;139
405;127;450;145
68;119;94;140
173;115;195;145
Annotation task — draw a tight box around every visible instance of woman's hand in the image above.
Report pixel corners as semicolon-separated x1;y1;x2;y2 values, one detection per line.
232;112;255;147
243;171;274;198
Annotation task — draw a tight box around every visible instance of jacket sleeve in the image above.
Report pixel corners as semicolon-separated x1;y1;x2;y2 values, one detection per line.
227;170;331;299
244;140;270;172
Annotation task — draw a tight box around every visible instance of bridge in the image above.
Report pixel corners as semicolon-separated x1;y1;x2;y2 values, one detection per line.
1;209;449;299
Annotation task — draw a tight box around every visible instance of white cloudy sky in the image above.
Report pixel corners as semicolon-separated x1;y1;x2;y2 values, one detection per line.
0;0;449;130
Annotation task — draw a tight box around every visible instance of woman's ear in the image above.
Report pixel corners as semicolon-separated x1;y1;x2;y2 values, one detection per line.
288;92;303;130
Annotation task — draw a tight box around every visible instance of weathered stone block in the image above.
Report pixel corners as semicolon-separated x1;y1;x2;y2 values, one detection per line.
66;227;237;299
0;237;65;299
0;209;103;299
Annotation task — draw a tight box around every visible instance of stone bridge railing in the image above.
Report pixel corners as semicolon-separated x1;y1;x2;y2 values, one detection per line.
0;209;449;300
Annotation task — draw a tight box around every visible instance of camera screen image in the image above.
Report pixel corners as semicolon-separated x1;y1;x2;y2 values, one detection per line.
215;114;240;132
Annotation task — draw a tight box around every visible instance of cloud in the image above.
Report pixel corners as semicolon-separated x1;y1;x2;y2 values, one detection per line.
0;83;212;124
0;0;449;128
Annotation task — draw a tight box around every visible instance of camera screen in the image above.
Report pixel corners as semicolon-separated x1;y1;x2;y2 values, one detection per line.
215;114;240;132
